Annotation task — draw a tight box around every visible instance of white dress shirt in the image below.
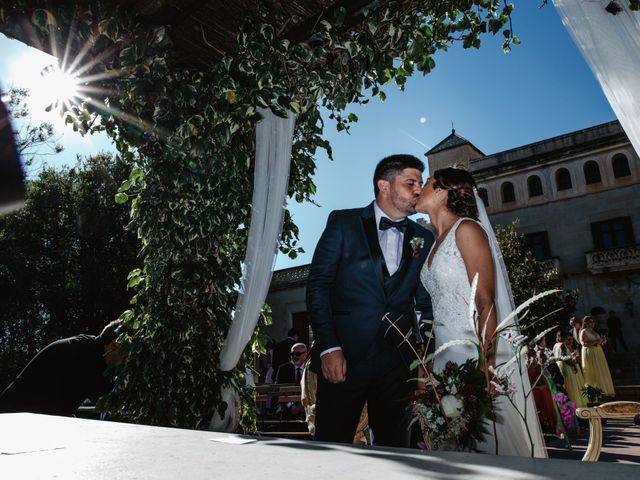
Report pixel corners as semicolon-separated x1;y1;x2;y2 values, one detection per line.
320;202;406;358
374;201;406;276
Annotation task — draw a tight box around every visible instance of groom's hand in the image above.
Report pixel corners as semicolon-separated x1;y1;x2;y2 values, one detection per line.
321;350;347;383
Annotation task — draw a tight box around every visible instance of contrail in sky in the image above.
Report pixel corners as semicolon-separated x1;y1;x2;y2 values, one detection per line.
399;128;430;150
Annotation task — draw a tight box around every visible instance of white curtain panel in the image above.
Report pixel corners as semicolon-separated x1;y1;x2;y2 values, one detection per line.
219;107;296;371
553;0;640;156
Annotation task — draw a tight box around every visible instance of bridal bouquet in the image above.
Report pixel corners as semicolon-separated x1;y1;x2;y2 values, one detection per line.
411;359;495;452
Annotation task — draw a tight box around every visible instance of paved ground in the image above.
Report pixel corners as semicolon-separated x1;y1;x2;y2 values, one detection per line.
546;419;640;464
3;413;639;480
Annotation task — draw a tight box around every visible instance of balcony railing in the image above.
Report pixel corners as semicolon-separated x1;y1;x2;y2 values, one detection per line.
270;264;310;291
585;245;640;274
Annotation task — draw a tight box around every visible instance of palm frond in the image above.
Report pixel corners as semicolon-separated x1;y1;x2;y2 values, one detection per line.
529;324;560;346
433;339;476;359
495;289;562;333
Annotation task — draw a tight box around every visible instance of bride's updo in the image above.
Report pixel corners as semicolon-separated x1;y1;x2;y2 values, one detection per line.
432;167;479;220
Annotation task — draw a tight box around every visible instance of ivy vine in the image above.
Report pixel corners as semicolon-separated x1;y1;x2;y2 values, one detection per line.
0;0;514;429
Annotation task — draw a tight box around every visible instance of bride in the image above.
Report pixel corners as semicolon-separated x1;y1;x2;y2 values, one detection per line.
415;167;547;458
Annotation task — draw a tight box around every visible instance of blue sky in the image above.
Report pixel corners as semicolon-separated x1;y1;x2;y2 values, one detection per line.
0;2;615;270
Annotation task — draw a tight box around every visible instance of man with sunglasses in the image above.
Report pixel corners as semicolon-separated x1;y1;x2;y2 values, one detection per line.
275;343;308;384
274;343;307;423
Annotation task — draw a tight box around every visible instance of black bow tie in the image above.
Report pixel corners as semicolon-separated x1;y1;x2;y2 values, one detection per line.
379;216;408;232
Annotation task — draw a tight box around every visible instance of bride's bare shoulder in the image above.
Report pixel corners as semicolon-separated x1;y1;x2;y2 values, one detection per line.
454;219;489;251
455;218;486;238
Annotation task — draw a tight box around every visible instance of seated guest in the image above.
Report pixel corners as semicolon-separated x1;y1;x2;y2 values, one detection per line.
0;320;125;416
274;343;307;423
276;343;307;384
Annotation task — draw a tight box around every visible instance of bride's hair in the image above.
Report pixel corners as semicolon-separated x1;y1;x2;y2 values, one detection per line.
432;167;479;220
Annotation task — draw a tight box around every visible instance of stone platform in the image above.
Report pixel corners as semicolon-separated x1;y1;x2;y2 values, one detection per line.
1;413;638;479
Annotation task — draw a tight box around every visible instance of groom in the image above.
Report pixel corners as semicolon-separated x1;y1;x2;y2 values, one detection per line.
306;154;434;447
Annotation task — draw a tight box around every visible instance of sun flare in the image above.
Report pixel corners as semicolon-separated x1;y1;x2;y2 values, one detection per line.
11;51;84;125
41;64;80;104
9;34;156;138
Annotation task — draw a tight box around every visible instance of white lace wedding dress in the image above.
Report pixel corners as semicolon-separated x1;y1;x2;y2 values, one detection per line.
421;217;547;457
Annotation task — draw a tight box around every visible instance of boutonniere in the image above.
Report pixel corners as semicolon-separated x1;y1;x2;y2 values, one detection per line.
410;237;425;258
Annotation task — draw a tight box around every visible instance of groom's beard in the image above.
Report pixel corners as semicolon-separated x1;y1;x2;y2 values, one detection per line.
404;198;419;215
390;196;418;217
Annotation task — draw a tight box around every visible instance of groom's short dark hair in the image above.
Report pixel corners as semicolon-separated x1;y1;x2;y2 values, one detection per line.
373;155;424;197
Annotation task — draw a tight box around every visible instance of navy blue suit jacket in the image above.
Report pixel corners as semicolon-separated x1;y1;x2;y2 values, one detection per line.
306;202;435;371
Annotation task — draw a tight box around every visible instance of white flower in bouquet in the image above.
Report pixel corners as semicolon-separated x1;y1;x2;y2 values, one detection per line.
441;394;463;418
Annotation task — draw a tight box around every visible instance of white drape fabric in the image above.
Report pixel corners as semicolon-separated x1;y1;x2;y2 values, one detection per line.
553;0;640;156
474;190;548;458
219;107;296;371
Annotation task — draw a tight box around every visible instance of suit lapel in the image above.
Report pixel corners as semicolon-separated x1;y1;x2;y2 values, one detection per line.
397;221;414;274
360;203;387;290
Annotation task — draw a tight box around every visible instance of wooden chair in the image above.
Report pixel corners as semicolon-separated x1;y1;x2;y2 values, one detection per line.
255;383;310;439
575;401;640;461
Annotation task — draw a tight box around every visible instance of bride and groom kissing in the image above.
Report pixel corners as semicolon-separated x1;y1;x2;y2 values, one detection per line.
306;154;546;457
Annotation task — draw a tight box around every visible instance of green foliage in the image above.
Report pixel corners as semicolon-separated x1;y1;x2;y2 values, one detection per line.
495;222;578;338
0;153;139;389
0;0;517;429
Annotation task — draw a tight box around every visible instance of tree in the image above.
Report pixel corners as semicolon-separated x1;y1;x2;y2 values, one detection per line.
0;153;139;390
3;87;63;166
495;222;578;338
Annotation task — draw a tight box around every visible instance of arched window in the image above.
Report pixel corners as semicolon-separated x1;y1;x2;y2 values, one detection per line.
501;182;515;203
477;188;489;207
555;168;572;191
612;153;631;178
583;161;602;184
527;175;543;197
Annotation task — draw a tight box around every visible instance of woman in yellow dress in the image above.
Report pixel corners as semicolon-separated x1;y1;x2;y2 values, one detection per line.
554;331;586;408
579;316;615;397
